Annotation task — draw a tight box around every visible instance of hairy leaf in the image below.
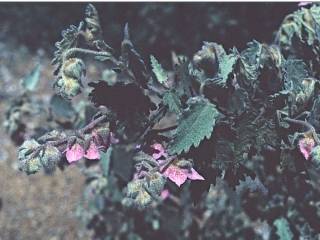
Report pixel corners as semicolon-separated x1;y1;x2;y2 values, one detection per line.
52;23;82;75
150;55;168;85
283;59;309;93
121;23;149;88
21;64;41;91
273;218;293;240
162;90;182;114
215;48;238;87
169;97;220;155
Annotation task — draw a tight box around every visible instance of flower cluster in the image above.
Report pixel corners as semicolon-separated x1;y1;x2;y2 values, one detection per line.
18;118;117;174
151;143;204;187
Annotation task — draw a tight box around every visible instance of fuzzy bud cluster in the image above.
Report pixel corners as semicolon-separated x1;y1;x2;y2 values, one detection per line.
18;139;61;174
54;58;86;99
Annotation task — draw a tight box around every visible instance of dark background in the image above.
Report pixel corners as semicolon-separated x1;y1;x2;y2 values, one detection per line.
0;2;297;62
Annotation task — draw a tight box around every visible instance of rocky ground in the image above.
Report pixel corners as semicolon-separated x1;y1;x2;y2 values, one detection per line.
0;42;92;239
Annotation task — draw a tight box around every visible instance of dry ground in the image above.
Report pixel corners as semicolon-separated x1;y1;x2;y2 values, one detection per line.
0;42;92;240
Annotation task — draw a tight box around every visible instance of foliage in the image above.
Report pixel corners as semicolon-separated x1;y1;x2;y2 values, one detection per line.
8;3;320;239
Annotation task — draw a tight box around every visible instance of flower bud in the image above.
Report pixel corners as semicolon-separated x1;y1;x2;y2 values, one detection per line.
62;58;85;80
40;145;62;172
135;190;152;209
54;58;85;99
55;75;82;99
145;172;166;196
18;139;42;174
126;179;144;199
193;42;217;77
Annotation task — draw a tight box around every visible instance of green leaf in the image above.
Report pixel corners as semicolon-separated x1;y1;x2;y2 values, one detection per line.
216;49;238;87
49;94;76;123
150;55;168;85
169;97;220;155
239;40;262;84
273;218;293;240
283;59;309;93
163;90;182;114
101;147;112;177
21;64;41;91
52;23;82;75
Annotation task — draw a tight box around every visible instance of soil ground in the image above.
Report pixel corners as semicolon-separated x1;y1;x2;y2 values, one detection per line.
0;42;92;240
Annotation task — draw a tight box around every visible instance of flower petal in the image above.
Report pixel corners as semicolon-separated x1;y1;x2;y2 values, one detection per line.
187;168;205;181
66;143;84;163
163;165;188;187
298;137;315;160
84;141;100;160
298;1;312;7
152;143;167;160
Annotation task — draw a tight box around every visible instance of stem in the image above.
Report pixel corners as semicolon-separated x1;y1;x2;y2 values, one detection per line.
159;156;176;173
151;125;177;133
284;117;320;144
135;106;167;143
78;115;107;134
63;47;120;66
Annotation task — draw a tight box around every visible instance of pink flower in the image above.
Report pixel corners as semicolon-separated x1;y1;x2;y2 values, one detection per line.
84;141;100;160
298;137;315;160
151;143;167;160
66;143;84;163
162;164;204;187
298;1;312;7
160;189;170;200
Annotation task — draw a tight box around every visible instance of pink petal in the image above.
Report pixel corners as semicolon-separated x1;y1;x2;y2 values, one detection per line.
151;143;167;160
84;141;100;160
160;189;170;200
298;137;315;160
298;1;312;7
66;143;84;163
187;168;205;181
163;165;188;187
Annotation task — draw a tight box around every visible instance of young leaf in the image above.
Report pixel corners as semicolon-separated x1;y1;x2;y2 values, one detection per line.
163;90;182;114
150;55;168;85
215;49;238;87
21;64;41;91
121;23;149;88
52;23;82;75
169;97;220;155
273;218;293;240
283;59;309;93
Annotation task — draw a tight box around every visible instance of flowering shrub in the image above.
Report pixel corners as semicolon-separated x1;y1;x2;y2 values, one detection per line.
13;3;320;239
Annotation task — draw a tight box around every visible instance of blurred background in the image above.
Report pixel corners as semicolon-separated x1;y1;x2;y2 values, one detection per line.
0;2;298;239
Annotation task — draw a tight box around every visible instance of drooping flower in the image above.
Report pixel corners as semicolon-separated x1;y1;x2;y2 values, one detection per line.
162;164;204;187
151;143;167;160
298;137;315;160
84;141;100;160
66;143;84;163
